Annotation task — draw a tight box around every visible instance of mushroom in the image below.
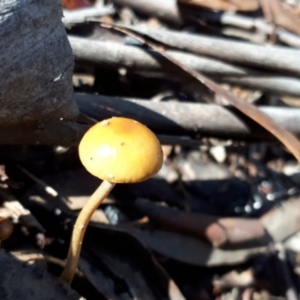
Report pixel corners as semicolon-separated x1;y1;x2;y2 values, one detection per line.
61;117;163;283
0;217;13;245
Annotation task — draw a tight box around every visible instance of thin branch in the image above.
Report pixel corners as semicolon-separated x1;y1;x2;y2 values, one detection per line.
195;11;300;48
76;94;300;139
62;6;115;27
70;36;300;97
122;25;300;76
2;96;300;146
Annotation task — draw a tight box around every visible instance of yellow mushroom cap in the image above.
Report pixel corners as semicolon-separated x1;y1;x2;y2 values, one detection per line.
79;117;163;183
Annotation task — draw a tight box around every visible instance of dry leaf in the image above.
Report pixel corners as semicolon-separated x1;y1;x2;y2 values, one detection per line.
113;226;267;267
259;0;300;35
62;0;93;9
81;225;186;300
178;0;259;12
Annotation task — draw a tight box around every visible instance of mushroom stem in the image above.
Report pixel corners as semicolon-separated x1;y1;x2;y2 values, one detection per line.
61;180;115;283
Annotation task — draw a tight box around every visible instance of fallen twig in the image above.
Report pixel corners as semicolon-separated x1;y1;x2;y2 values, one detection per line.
132;195;300;248
111;0;184;25
122;25;300;76
69;36;249;76
196;11;300;48
70;36;300;96
132;199;268;248
62;6;115;27
111;0;260;25
76;94;300;139
112;0;300;48
2;95;300;146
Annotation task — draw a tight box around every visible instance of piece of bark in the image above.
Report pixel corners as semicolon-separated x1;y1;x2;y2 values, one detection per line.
70;36;300;97
0;0;79;127
0;250;82;300
124;25;300;76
